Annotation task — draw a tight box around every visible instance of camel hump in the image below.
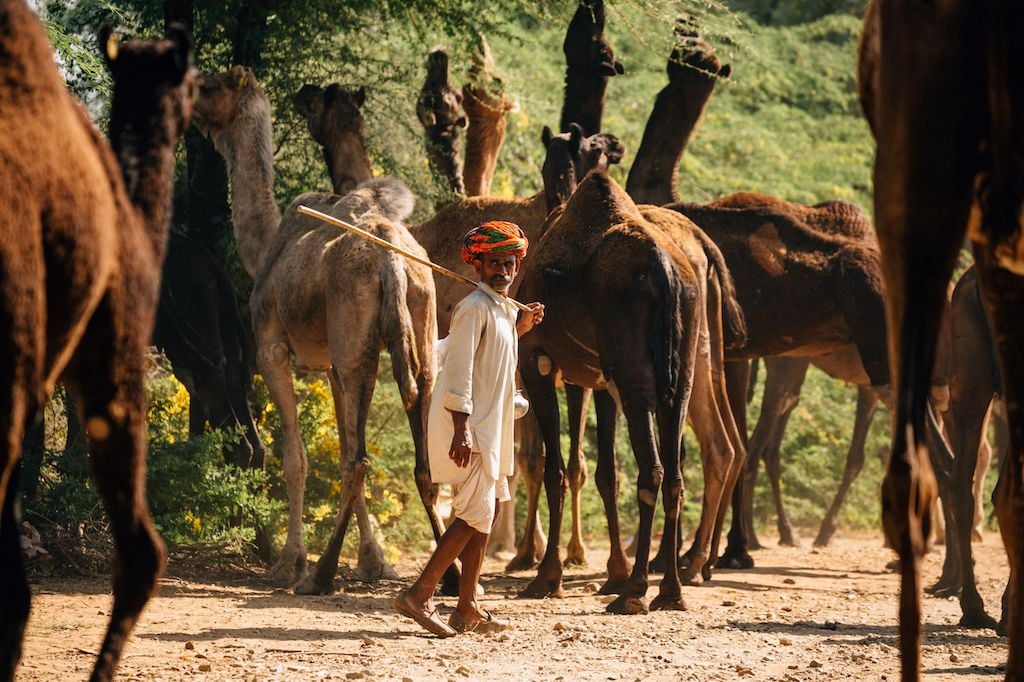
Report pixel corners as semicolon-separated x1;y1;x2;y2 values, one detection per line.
348;177;416;224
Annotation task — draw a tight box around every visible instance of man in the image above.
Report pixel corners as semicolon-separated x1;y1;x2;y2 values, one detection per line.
394;220;544;637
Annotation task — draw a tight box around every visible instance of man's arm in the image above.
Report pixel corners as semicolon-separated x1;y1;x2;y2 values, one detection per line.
448;410;472;467
516;302;545;337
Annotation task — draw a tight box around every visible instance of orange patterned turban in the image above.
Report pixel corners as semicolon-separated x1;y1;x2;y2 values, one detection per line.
461;221;529;266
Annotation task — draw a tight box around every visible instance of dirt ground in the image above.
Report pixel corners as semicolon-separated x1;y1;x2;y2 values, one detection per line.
18;531;1009;681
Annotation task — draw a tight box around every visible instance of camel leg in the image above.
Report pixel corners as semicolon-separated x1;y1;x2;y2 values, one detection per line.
506;414;547;571
296;356;378;595
594;390;630;594
564;384;592;567
256;332;308;585
815;386;879;546
487;472;517;557
679;342;736;585
68;313;166;682
353;492;398;582
928;490;962;597
719;360;757;566
606;389;661;615
976;255;1024;660
517;358;566;599
872;11;977;671
754;358;809;548
972;418;992;542
650;397;687;612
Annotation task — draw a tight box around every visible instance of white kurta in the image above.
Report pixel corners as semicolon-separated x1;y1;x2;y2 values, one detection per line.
428;282;518;485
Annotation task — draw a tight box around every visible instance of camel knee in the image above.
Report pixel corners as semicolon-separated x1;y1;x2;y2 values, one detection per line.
568;453;588;491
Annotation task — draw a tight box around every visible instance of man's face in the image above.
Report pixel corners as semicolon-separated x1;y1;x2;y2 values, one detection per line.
474;253;520;294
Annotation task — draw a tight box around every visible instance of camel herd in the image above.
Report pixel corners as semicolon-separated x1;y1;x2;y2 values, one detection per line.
1;0;1022;680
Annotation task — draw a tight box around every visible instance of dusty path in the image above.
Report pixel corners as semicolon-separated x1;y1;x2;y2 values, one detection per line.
19;533;1008;681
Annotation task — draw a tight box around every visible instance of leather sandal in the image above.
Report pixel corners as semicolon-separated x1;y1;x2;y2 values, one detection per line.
448;609;510;634
393;591;456;638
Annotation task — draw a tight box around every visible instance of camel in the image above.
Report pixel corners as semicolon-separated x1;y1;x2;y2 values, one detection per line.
462;34;513;197
193;68;446;594
153;230;265;469
0;7;195;678
859;0;1024;676
416;47;466;196
517;159;746;610
293;83;373;196
626;16;730;205
560;0;623;135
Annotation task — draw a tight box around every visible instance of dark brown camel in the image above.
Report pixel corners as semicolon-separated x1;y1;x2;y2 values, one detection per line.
293;83;372;196
416;47;466;196
859;0;1024;676
0;8;195;679
626;16;730;205
923;265;1002;630
560;0;623;136
517;165;746;611
154;231;265;469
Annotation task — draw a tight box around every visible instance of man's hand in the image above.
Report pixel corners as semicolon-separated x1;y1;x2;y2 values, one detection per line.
449;412;472;467
516;302;545;337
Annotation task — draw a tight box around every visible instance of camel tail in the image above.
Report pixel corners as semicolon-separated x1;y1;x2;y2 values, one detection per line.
693;227;747;349
380;252;420;410
648;249;683;402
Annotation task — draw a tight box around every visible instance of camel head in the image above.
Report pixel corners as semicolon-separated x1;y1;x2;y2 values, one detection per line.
192;65;265;138
101;23;197;143
564;0;624;77
667;16;730;87
464;34;513;117
416;47;467;131
541;122;624;212
294;83;373;194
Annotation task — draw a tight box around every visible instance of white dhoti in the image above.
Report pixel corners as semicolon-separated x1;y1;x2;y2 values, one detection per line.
452;452;512;534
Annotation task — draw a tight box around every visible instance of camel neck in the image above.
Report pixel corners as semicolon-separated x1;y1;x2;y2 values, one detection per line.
560;69;606;136
324;135;373;196
214;106;280;278
463;92;506;197
627;80;714;206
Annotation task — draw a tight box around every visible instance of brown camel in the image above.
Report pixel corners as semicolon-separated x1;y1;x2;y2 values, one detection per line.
0;8;195;679
416;47;466;196
293;83;372;195
462;34;514;197
517;159;747;609
859;0;1024;676
193;69;447;594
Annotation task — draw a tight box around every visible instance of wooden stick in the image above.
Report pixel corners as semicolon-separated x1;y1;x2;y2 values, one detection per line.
297;204;531;312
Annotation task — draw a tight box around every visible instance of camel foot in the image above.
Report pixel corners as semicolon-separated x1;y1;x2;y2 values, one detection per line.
885;557;901;572
959;611;1000;631
746;535;764;551
293;572;334;595
505;553;539;573
996;617;1008;638
598;577;630;595
650;593;687;612
517;576;565;599
702;563;713;583
267;549;308;586
925;577;961;598
714;547;754;570
564;541;587;567
355;556;399;582
648;554;669;575
972;529;984;543
778;534;800;548
679;561;707;587
812;526;836;548
606;594;650;615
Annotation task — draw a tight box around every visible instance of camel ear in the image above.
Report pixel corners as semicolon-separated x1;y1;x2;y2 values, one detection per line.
456;115;468;129
229;65;248;89
719;64;732;80
423;112;437;128
568;122;584;154
354;86;366;107
99;25;119;65
293;84;323;117
614;60;624;75
541;125;553;149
